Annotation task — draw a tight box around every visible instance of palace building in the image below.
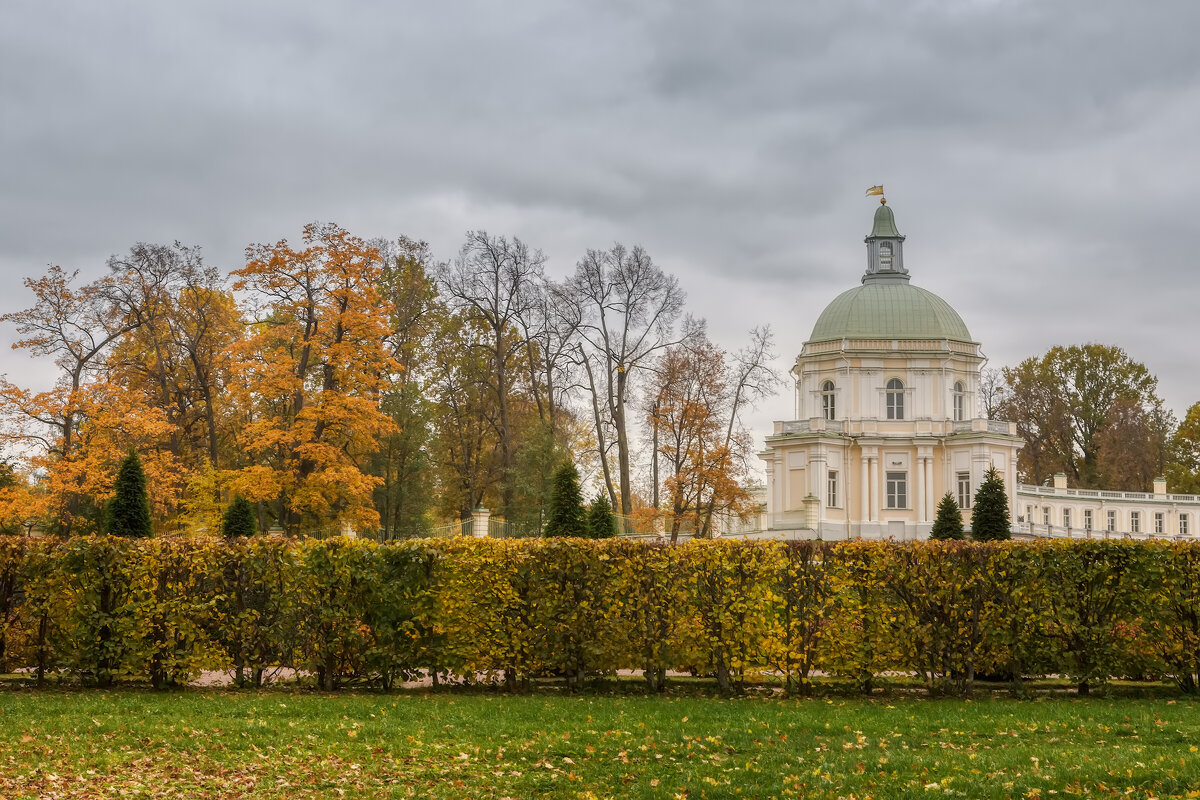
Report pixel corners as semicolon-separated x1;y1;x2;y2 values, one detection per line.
758;199;1200;540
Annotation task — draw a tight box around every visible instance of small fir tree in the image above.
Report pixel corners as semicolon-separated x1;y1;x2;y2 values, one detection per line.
970;465;1012;541
929;492;964;540
586;491;617;539
222;495;258;538
106;449;152;538
544;462;587;537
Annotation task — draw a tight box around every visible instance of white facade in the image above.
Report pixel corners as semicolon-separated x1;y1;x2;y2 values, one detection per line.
759;200;1023;539
1015;475;1200;540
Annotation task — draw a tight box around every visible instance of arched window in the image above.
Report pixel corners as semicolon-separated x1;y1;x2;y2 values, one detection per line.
821;380;836;420
886;378;904;420
879;241;893;269
953;381;965;421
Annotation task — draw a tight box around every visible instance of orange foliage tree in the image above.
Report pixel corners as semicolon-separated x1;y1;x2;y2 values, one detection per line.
648;326;778;542
0;265;150;533
229;223;398;535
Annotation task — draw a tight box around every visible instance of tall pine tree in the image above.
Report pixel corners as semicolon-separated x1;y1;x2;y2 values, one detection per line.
929;492;964;540
970;465;1011;541
107;449;152;538
544;462;586;537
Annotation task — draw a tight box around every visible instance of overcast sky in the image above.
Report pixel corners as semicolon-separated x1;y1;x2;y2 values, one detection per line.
3;0;1199;447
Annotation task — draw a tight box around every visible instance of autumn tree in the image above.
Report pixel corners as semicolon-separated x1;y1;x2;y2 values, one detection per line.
1167;402;1200;494
569;243;689;518
1000;344;1172;489
0;461;43;535
371;238;440;539
101;244;243;527
229;223;397;535
648;325;779;542
103;244;235;464
0;257;188;534
427;313;504;521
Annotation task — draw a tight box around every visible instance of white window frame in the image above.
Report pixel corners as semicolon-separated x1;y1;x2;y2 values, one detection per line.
1154;512;1164;534
827;470;839;508
1182;514;1190;536
1062;508;1072;529
821;380;836;421
956;472;971;510
953;381;965;422
1083;509;1093;531
1131;511;1141;534
886;471;907;509
1107;510;1117;532
1043;507;1050;526
885;379;905;420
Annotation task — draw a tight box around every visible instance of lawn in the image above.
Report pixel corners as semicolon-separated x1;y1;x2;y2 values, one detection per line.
1;687;1198;799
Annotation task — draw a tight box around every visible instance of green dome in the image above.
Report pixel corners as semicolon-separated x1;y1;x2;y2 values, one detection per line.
808;282;973;343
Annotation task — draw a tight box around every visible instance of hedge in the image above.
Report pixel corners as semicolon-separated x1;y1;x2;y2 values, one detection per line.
1;536;1199;695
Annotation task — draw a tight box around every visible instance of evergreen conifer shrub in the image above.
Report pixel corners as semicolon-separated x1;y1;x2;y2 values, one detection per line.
586;492;617;539
544;462;587;537
930;493;964;540
970;466;1011;541
222;496;258;538
107;449;152;538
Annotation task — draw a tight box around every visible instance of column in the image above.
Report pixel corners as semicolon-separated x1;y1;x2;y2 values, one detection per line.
860;457;870;524
925;457;934;523
471;506;491;538
869;457;880;521
810;449;826;521
916;457;926;523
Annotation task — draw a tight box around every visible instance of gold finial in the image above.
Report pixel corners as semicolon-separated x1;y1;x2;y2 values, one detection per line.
880;197;886;204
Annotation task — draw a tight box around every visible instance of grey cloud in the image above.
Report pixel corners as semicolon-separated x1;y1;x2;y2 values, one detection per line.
2;0;1200;434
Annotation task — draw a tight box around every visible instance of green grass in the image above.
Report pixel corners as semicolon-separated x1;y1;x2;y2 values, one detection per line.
1;688;1199;799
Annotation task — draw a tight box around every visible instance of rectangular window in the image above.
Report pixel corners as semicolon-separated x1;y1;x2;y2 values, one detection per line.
827;470;839;508
1062;508;1071;529
1026;505;1033;523
953;393;964;422
1043;507;1050;525
886;472;907;509
1083;509;1093;531
1182;515;1190;536
1131;512;1140;533
1107;510;1117;532
956;472;971;510
1154;512;1164;534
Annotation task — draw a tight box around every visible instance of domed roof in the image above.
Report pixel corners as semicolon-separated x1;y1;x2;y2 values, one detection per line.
808;281;973;344
806;197;975;344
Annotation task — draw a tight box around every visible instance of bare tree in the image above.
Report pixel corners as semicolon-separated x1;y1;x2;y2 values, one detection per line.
437;231;545;516
568;244;689;518
516;278;580;435
979;367;1009;420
